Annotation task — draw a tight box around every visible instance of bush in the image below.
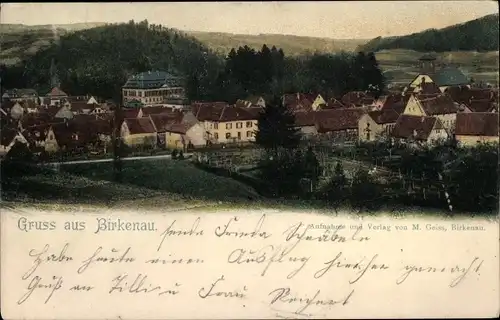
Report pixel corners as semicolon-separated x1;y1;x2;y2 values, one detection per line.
171;149;178;159
178;151;184;159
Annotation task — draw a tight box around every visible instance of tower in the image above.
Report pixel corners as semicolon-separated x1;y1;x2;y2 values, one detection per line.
418;54;436;75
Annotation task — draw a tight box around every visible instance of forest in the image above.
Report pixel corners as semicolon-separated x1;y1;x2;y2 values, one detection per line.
358;13;499;53
0;20;385;103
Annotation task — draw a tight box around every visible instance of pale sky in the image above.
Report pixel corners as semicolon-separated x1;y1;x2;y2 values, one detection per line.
1;2;498;39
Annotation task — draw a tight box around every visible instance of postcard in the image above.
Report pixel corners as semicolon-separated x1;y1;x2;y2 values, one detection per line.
1;1;499;319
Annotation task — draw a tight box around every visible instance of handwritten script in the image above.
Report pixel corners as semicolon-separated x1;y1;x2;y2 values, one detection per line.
1;210;498;319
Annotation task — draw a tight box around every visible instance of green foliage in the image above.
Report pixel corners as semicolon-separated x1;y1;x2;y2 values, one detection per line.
322;161;347;202
5;20;223;101
359;13;499;52
350;167;382;211
255;96;302;152
171;149;178;159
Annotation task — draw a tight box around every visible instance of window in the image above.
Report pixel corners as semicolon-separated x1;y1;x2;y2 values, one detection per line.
214;123;219;130
246;131;253;137
214;132;219;140
226;132;231;139
237;132;241;140
226;123;232;130
236;122;242;129
246;121;252;128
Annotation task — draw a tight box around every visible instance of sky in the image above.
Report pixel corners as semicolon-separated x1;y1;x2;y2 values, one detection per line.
1;1;498;39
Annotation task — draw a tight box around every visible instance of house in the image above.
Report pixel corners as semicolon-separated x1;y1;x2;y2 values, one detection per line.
22;124;59;153
122;71;185;105
54;105;75;120
9;102;25;120
314;108;366;142
191;103;260;145
323;98;346;109
68;102;104;115
120;117;157;148
282;93;314;112
63;95;99;105
72;115;113;152
293;112;318;138
391;115;448;145
2;88;38;103
466;99;497;113
122;107;144;119
341;91;375;108
358;109;400;142
45;87;69;106
407;55;470;93
0;127;29;157
454;112;499;147
243;96;266;108
403;94;459;132
51;121;99;153
141;106;176;117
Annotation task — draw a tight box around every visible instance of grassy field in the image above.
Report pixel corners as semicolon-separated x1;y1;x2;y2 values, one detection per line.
61;159;262;202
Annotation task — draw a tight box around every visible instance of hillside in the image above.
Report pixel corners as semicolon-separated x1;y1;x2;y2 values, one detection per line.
185;31;367;56
0;22;367;67
3;21;223;100
359;13;499;53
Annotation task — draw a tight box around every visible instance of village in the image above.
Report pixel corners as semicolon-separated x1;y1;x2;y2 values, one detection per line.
1;54;498;163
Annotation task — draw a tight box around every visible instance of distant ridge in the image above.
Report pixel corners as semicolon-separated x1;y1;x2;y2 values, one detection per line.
358;13;499;53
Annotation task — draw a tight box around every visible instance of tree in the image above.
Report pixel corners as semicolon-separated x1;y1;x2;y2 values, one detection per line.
302;146;322;191
255;96;302;154
322;161;347;202
350;167;382;211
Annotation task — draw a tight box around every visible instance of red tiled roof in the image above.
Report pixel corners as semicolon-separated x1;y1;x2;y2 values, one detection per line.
416;94;458;115
391;115;441;141
314;108;366;133
416;82;442;95
282;93;315;112
220;105;257;122
47;87;68;97
455;112;499;137
142;106;176;116
341;91;374;107
149;113;183;132
325;98;346;109
467;99;496;113
51;121;99;148
368;109;400;124
70;102;100;112
294;111;316;127
122;108;142;119
124;117;156;134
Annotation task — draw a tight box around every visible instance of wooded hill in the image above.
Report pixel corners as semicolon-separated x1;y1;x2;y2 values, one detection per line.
2;20;223;101
358;13;499;53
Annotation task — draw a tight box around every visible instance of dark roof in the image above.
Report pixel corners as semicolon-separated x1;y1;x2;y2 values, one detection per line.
341;91;374;107
294;111;316;127
123;71;184;89
416;94;458;115
368;109;400;124
418;82;442;95
0;127;19;146
192;103;258;122
455;112;499;137
325;98;346;109
123;118;156;134
468;99;496;113
142;106;176;116
392;115;441;141
432;67;469;87
47;87;68;97
314;108;366;133
3;88;38;98
122;108;142;118
51;121;99;148
282;93;314;112
149;113;183;132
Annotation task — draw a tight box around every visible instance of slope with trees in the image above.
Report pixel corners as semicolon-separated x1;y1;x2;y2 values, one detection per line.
359;13;499;53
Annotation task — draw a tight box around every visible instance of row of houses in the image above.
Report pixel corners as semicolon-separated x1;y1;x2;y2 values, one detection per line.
1;86;498;158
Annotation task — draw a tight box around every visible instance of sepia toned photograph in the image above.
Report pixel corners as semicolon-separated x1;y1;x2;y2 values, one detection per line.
0;2;498;319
